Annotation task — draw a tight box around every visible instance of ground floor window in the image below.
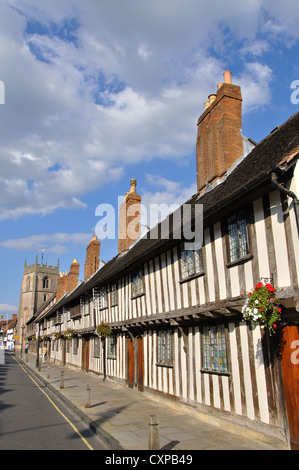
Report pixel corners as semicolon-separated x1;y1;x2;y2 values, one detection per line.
107;335;116;359
73;336;79;355
157;330;173;366
94;336;100;358
202;324;228;372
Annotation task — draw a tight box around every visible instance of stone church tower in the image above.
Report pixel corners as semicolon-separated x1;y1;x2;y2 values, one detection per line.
16;256;59;351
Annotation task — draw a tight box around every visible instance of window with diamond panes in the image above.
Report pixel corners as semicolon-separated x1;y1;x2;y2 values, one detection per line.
94;336;100;358
111;283;118;306
80;296;90;315
202;325;228;372
180;243;203;279
131;270;144;297
94;286;108;310
73;336;78;355
227;211;249;263
107;335;116;359
157;330;173;366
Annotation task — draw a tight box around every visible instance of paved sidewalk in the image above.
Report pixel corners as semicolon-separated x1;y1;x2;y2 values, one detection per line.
16;352;288;451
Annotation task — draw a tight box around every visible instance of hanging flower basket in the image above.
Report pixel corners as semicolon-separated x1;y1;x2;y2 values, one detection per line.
64;328;75;339
242;281;281;335
96;322;111;338
52;331;61;340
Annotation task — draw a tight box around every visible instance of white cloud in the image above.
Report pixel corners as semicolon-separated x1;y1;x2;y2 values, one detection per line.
140;175;197;231
0;232;93;254
0;304;18;314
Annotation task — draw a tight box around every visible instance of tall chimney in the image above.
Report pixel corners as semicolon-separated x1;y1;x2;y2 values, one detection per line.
67;259;80;294
56;272;68;300
84;235;101;281
196;71;243;193
118;178;141;254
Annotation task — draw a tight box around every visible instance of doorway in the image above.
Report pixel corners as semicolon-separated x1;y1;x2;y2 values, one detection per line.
127;334;144;390
280;325;299;450
82;336;90;372
128;337;134;388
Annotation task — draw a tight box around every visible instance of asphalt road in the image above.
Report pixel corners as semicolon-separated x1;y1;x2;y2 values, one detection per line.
0;351;108;450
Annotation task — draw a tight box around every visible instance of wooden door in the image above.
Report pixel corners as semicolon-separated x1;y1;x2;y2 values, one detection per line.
63;339;66;365
137;336;144;392
280;325;299;450
82;337;90;372
128;337;134;388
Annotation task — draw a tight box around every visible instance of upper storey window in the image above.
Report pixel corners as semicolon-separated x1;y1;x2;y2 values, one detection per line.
42;277;49;289
131;269;144;297
180;243;203;280
227;210;249;263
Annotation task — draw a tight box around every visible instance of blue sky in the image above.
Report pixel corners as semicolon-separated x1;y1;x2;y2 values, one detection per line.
0;0;299;318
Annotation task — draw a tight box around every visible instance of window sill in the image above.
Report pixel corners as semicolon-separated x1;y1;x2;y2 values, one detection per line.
131;292;145;300
226;253;253;268
179;271;205;284
156;363;174;369
200;369;230;377
99;306;108;311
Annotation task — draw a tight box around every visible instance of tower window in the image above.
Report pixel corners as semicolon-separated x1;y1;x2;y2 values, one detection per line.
43;277;49;289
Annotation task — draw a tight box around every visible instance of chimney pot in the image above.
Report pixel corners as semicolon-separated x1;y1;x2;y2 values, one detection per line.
223;70;232;84
208;94;217;105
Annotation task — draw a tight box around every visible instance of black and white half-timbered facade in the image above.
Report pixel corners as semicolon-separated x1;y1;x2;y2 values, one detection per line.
31;72;299;449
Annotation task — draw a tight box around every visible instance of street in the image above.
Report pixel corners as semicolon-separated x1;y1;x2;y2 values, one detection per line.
0;351;108;450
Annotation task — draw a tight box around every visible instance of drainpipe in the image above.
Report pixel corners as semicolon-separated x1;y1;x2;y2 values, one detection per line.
271;172;299;236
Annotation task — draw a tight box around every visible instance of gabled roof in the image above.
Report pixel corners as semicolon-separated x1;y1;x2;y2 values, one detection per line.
41;111;299;319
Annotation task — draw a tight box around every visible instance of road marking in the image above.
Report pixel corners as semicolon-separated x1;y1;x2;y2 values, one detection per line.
13;355;94;451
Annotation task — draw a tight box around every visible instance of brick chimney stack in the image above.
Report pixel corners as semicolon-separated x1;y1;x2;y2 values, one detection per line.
56;271;68;300
118;178;141;254
196;71;243;193
67;259;80;294
84;235;101;281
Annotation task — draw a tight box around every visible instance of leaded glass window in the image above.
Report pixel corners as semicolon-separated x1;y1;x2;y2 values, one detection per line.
107;335;116;359
111;283;118;306
227;211;249;263
80;295;90;315
131;269;144;297
157;330;173;366
73;336;79;355
202;325;227;372
94;286;108;310
180;244;203;279
94;336;100;358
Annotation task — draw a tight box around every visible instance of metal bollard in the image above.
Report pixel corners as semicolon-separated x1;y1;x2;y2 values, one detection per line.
38;360;41;372
148;415;160;450
60;370;64;389
85;384;91;408
47;366;50;379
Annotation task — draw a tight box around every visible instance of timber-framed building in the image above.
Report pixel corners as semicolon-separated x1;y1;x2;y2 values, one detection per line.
24;72;299;449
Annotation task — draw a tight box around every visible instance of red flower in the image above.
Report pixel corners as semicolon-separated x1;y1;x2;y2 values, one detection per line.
273;323;277;329
260;307;263;312
277;307;281;312
248;292;252;296
265;283;275;292
255;282;263;289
